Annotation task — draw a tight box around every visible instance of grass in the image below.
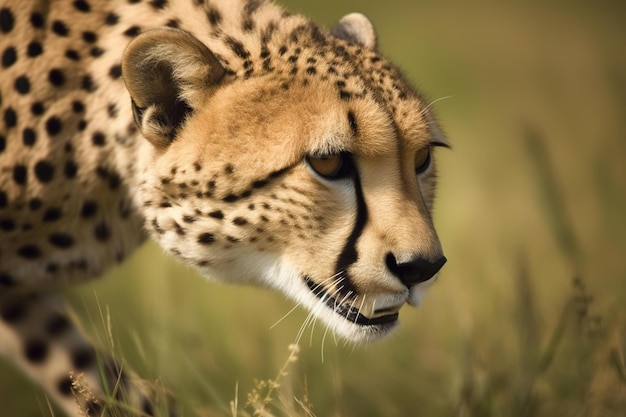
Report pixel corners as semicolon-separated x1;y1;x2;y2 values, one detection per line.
1;0;625;416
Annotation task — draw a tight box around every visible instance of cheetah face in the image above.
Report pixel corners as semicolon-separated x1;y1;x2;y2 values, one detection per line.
123;25;446;342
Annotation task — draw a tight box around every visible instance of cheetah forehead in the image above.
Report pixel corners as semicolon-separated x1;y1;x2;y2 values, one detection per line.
182;1;439;151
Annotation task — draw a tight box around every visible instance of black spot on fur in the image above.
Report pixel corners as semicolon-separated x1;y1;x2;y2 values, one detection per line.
207;8;222;25
0;218;15;231
29;198;42;210
90;46;105;57
2;46;17;68
233;217;248;226
0;272;16;287
92;132;106;146
1;302;25;322
94;222;111;241
64;161;78;178
124;25;141;37
31;102;45;115
34;160;55;183
57;377;73;396
45;117;63;136
208;210;224;220
0;8;14;33
27;41;43;57
81;75;96;92
96;166;121;189
81;201;98;218
150;0;167;9
72;348;96;369
82;31;97;43
47;314;71;336
24;339;48;363
48;69;66;86
65;49;80;61
243;19;254;32
174;222;186;236
43;207;62;222
107;103;118;118
4;107;17;128
105;12;120;25
13;165;27;185
73;0;91;12
72;101;85;113
198;233;216;245
14;76;31;94
0;191;7;208
225;36;250;59
52;20;69;36
109;64;122;79
49;233;75;248
30;12;44;28
222;194;239;203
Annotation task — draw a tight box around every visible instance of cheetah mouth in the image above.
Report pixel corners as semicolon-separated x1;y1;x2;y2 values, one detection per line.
304;276;399;326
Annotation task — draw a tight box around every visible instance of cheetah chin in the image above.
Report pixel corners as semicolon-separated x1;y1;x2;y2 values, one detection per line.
253;258;445;342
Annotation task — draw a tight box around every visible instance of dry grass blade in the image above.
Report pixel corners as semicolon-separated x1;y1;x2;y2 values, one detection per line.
524;125;581;267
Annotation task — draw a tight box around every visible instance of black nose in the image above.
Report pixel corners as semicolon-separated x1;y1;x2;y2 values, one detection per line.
385;253;447;287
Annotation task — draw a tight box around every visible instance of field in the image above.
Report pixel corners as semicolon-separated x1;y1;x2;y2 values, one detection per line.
1;0;625;416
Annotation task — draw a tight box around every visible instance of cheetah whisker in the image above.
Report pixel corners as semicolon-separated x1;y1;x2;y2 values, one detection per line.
419;95;455;118
321;323;330;363
298;277;344;346
273;272;342;333
295;309;315;345
269;303;301;330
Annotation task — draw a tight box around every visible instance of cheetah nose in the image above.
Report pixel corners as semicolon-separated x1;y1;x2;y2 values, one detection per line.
385;253;447;287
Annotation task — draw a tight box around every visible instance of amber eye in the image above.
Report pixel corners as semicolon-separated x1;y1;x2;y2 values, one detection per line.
415;147;432;175
305;154;349;179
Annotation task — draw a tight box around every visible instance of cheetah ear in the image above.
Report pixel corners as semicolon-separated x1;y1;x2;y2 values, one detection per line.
122;28;226;148
331;13;377;50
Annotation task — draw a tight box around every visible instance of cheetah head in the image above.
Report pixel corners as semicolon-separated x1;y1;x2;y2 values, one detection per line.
122;15;447;343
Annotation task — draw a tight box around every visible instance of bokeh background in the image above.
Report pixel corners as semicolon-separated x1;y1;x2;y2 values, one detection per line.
2;0;625;416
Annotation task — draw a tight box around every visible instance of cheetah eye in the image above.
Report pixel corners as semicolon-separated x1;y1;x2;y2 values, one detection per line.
305;153;351;179
415;147;432;175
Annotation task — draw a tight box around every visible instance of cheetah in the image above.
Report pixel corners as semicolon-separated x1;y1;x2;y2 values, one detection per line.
0;0;448;415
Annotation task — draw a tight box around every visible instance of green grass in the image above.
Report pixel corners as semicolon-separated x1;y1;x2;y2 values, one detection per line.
1;0;625;416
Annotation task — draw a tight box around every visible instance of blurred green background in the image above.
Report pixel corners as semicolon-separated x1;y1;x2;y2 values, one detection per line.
2;0;625;415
